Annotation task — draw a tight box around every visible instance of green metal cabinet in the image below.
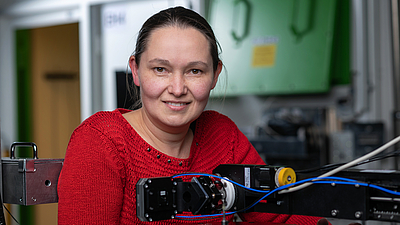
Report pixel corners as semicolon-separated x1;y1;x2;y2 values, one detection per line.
208;0;344;96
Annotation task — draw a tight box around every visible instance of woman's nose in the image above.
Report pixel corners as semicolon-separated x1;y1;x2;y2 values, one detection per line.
168;73;187;96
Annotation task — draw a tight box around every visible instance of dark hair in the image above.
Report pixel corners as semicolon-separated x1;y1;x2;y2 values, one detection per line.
133;6;221;71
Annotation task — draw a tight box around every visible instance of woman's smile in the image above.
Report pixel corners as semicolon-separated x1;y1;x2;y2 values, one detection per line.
164;102;190;107
163;101;191;111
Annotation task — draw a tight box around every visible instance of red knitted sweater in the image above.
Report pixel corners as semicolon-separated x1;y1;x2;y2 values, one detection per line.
58;109;321;224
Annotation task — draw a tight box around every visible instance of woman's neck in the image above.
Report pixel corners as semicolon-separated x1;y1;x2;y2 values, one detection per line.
123;108;193;159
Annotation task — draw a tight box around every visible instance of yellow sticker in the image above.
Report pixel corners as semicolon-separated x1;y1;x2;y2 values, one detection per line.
252;44;277;67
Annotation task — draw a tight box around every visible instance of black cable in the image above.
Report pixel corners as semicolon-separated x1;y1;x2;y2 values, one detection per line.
3;204;20;225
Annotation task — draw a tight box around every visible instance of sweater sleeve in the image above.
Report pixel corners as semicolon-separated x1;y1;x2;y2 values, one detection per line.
232;126;265;165
58;125;125;225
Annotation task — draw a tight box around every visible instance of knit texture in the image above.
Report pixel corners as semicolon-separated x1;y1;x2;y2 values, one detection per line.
58;109;321;224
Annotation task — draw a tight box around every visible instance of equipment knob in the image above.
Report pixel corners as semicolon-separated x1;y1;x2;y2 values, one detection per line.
275;167;296;187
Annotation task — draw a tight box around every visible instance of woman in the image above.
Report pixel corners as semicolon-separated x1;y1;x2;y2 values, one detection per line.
58;6;323;224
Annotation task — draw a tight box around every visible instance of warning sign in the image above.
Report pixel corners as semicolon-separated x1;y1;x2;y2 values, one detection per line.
252;44;277;67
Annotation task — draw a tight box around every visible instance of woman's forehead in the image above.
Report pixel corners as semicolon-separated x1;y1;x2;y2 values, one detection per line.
142;26;212;64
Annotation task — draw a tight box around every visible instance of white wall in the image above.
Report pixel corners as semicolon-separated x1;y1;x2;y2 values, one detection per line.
0;16;16;153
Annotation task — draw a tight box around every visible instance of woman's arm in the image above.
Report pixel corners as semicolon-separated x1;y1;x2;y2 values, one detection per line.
58;126;125;224
232;127;265;165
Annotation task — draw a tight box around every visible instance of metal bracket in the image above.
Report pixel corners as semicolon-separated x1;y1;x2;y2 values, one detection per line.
18;159;36;173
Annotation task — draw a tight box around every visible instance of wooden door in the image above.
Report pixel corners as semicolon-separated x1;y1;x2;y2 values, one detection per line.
30;23;80;225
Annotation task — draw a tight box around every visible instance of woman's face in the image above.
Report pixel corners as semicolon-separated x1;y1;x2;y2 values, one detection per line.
130;26;222;131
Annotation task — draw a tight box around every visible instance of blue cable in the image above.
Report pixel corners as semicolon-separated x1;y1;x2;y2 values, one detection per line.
370;184;400;196
233;176;372;214
174;174;361;219
174;174;400;219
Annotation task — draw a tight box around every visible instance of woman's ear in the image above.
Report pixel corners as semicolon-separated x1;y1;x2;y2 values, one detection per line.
211;61;223;89
129;55;140;86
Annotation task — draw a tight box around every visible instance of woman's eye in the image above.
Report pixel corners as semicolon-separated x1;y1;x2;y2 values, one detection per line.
191;69;201;74
155;67;165;73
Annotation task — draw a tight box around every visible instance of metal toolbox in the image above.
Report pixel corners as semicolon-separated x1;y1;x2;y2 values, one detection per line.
2;142;63;205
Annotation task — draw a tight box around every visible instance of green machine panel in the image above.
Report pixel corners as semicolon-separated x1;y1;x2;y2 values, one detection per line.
209;0;337;96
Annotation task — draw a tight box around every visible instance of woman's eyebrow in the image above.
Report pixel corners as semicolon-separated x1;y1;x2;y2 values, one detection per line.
148;58;170;65
187;61;209;68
